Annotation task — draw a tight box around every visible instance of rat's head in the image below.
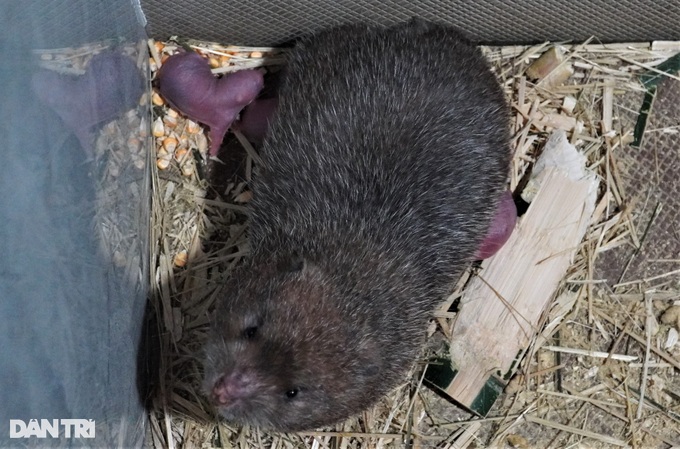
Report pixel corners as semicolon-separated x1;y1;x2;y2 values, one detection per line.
202;254;389;431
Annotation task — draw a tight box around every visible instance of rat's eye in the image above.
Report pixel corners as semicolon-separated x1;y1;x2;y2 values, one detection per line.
285;388;300;399
242;326;258;339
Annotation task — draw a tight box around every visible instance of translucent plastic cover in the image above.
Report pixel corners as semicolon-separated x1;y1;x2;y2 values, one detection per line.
0;1;150;447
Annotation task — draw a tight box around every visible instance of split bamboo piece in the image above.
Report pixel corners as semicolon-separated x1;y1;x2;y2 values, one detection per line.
431;130;599;414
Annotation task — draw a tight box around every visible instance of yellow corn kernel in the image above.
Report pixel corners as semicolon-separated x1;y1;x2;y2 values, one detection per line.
152;117;165;137
162;136;178;153
181;160;194;177
186;120;201;134
127;136;141;152
179;132;189;148
156;157;171;170
174;147;189;162
174;250;188;268
152;91;165;106
139;92;149;107
163;114;178;129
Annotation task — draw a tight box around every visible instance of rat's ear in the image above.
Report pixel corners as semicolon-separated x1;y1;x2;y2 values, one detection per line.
276;251;306;273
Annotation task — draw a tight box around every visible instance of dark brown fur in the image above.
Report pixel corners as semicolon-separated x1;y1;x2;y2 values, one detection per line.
203;19;511;431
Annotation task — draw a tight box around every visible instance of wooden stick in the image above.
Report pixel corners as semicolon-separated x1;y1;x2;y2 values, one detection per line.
637;294;654;419
542;345;638;362
443;130;599;413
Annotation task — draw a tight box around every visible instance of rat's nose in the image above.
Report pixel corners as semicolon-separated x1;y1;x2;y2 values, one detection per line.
212;370;256;405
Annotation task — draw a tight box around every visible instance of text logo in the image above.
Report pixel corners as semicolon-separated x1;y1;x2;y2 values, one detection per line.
9;419;95;439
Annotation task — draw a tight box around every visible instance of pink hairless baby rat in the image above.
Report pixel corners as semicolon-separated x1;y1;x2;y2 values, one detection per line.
156;52;264;156
232;97;278;145
31;51;144;155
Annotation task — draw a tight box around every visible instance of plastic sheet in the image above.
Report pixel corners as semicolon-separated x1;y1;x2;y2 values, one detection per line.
0;1;150;447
